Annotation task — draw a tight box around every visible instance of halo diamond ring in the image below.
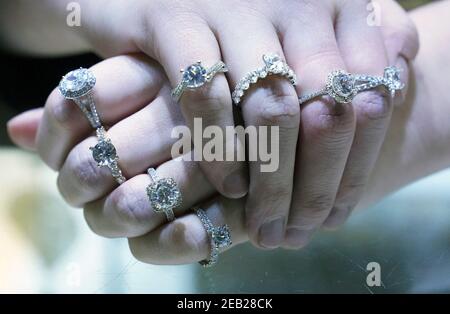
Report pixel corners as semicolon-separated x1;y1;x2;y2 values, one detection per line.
59;68;101;129
232;53;297;106
171;61;228;102
298;66;404;105
146;168;182;222
195;208;232;268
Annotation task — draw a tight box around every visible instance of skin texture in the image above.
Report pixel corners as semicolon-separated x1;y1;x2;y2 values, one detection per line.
2;1;432;260
0;0;420;250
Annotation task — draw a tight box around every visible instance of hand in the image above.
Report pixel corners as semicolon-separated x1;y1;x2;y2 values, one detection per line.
8;0;450;266
7;0;419;252
77;0;418;249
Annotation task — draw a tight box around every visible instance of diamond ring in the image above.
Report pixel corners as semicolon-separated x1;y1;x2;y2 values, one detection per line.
298;66;404;105
232;53;297;106
146;168;182;222
59;68;101;129
171;61;228;102
89;127;126;185
194;208;232;268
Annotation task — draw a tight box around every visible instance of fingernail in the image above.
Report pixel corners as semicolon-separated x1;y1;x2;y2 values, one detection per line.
285;228;314;249
223;169;248;198
323;207;349;230
258;217;285;249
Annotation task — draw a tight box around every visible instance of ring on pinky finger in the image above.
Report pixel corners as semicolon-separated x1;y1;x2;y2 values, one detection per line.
194;207;232;267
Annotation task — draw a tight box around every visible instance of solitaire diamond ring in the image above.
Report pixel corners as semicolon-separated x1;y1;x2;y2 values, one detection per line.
171;61;228;102
90;127;126;185
59;68;101;129
232;53;297;106
298;66;404;105
194;208;232;268
146;168;182;222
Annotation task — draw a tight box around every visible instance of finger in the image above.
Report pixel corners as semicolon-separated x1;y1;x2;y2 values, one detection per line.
57;91;184;207
378;0;419;105
36;54;165;170
139;13;247;198
279;5;356;249
7;108;44;151
128;196;247;265
83;155;216;238
323;0;391;229
216;18;300;249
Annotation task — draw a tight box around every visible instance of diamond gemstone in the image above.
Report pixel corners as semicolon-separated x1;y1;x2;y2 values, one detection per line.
212;225;232;248
183;63;207;88
147;178;181;212
333;72;355;96
59;68;96;99
384;67;403;91
92;141;117;167
263;54;285;74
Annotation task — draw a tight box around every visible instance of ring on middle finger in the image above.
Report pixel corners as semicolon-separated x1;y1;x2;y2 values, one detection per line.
171;61;228;102
232;53;297;106
146;168;182;222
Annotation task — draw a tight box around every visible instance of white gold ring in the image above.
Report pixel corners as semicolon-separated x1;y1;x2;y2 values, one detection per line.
171;61;228;102
90;127;126;185
298;66;404;105
232;53;297;106
59;68;101;129
146;168;182;222
194;208;232;268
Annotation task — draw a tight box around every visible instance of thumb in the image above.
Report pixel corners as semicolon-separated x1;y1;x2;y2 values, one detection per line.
7;108;44;151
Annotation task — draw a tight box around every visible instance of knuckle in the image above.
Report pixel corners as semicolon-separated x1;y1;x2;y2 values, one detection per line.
45;89;79;128
111;184;150;228
353;90;390;123
305;102;355;140
182;81;231;113
293;193;334;227
385;17;420;59
256;93;300;127
68;146;103;192
246;184;291;223
169;221;205;256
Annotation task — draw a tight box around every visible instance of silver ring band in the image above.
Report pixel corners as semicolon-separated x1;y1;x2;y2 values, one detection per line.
90;127;126;185
59;68;101;129
146;168;182;222
171;61;228;102
232;53;297;106
298;66;404;105
194;208;232;268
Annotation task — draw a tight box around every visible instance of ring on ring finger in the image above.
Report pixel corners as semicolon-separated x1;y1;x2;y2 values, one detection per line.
146;168;182;222
298;66;404;105
194;207;232;267
232;53;297;106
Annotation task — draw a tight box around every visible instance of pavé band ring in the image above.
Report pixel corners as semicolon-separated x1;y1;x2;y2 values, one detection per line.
90;127;126;185
146;168;182;222
232;53;297;106
59;68;101;129
194;208;232;268
171;61;228;102
298;66;404;105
